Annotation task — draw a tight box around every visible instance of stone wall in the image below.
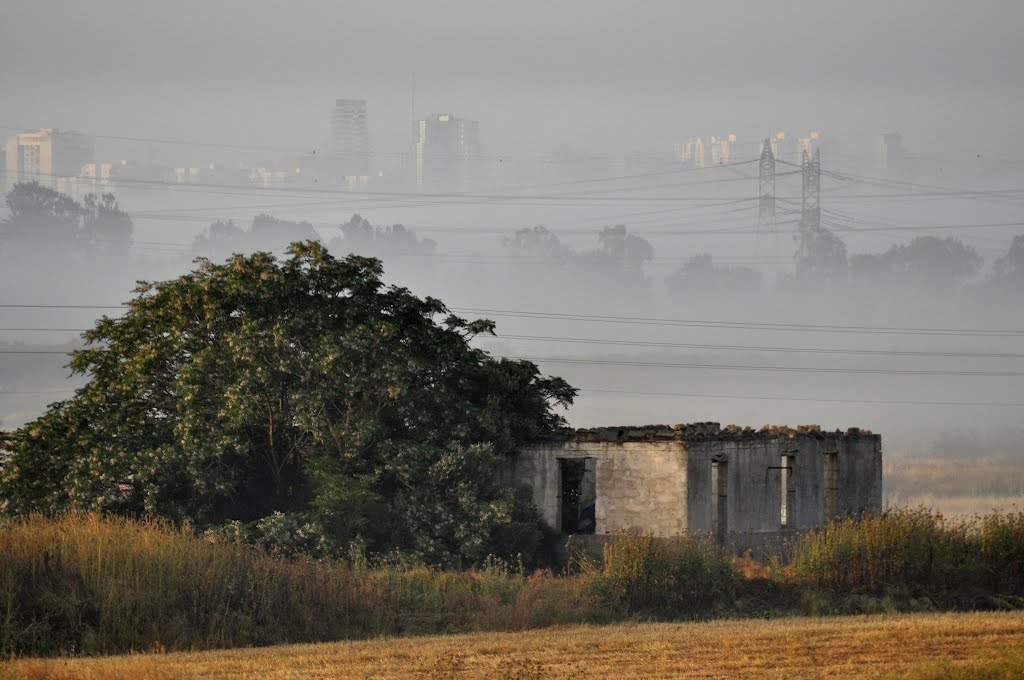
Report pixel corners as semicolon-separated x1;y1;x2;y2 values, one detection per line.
508;440;688;537
686;438;790;535
686;431;883;537
508;424;882;542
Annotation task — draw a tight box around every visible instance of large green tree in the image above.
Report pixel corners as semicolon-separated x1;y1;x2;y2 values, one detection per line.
0;242;575;564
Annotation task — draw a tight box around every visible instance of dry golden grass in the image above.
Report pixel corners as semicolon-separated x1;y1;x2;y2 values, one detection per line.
885;457;1024;499
3;611;1023;680
891;494;1024;518
885;456;1024;519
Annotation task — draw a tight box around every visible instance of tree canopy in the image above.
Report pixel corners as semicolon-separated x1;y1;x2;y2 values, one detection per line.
0;242;575;564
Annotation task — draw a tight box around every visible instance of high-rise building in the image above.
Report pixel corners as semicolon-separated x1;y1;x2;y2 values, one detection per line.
875;132;905;170
797;131;820;157
673;137;706;167
412;113;480;192
794;131;840;167
4;128;94;190
709;134;736;165
330;99;371;178
674;135;736;167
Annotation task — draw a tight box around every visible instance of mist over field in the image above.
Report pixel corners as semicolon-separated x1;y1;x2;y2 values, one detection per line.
1;0;1023;462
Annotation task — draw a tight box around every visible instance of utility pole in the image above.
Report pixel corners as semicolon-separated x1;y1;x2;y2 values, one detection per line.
757;138;776;255
800;148;821;232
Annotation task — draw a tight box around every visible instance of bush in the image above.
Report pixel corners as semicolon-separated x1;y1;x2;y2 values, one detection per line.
0;513;594;657
788;509;1024;608
206;512;340;558
587;533;738;618
3;511;1023;658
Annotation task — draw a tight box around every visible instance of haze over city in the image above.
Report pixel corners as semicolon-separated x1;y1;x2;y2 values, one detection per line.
2;0;1023;456
4;3;1024;676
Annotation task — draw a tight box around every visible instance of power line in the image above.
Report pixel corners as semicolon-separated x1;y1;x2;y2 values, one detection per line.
2;386;1021;408
0;304;124;310
577;388;1024;408
6;328;1023;359
0;167;764;205
0;122;749;168
2;303;1022;338
6;347;1022;376
0;351;76;355
488;334;1024;359
508;356;1024;377
8;164;1024;213
452;307;1024;337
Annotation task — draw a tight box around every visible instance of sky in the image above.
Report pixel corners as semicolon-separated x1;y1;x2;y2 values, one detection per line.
2;1;1024;443
2;0;1023;160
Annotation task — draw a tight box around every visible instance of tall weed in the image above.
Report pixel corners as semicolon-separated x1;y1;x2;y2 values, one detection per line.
788;509;1024;608
587;533;737;618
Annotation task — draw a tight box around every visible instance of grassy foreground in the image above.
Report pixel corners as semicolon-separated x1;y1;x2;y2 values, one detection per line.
3;512;1024;658
2;611;1023;679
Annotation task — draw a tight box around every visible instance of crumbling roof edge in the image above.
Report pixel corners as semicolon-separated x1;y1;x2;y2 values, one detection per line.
531;422;879;443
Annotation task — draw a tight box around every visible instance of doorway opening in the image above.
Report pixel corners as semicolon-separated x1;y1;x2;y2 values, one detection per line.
559;458;596;534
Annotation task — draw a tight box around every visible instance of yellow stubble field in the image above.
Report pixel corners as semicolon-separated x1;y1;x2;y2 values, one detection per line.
3;611;1024;680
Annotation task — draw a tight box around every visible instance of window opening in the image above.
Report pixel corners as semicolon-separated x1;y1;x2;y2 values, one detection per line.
781;454;796;528
712;460;728;540
824;452;839;520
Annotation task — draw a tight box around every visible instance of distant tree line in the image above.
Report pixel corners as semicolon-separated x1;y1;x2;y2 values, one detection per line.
3;182;1022;305
0;182;133;261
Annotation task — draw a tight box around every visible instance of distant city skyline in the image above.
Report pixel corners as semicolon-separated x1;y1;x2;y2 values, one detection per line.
412;113;481;193
329;99;371;177
4;127;94;192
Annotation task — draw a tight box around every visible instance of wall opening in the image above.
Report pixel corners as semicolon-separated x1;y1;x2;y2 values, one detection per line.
824;452;839;520
559;458;595;534
781;454;796;528
712;460;728;540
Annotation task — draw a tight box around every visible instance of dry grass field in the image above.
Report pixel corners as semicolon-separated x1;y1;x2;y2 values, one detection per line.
891;493;1024;518
885;456;1024;518
3;611;1023;680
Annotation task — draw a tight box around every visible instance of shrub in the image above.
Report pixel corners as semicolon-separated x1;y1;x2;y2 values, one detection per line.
0;513;591;657
788;509;1024;608
587;533;738;618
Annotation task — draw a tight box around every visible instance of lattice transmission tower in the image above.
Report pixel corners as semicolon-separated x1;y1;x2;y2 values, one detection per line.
800;148;821;232
757;138;776;254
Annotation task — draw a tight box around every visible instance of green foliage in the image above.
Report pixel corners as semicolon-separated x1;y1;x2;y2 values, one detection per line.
586;533;738;618
208;512;340;559
0;243;575;564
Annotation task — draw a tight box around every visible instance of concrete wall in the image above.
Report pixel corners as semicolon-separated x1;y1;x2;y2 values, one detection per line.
508;430;882;542
510;441;687;537
789;437;828;529
686;439;789;535
787;435;883;525
840;437;884;516
687;434;883;538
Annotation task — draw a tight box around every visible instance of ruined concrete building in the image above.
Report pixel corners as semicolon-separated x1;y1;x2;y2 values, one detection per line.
506;423;882;545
